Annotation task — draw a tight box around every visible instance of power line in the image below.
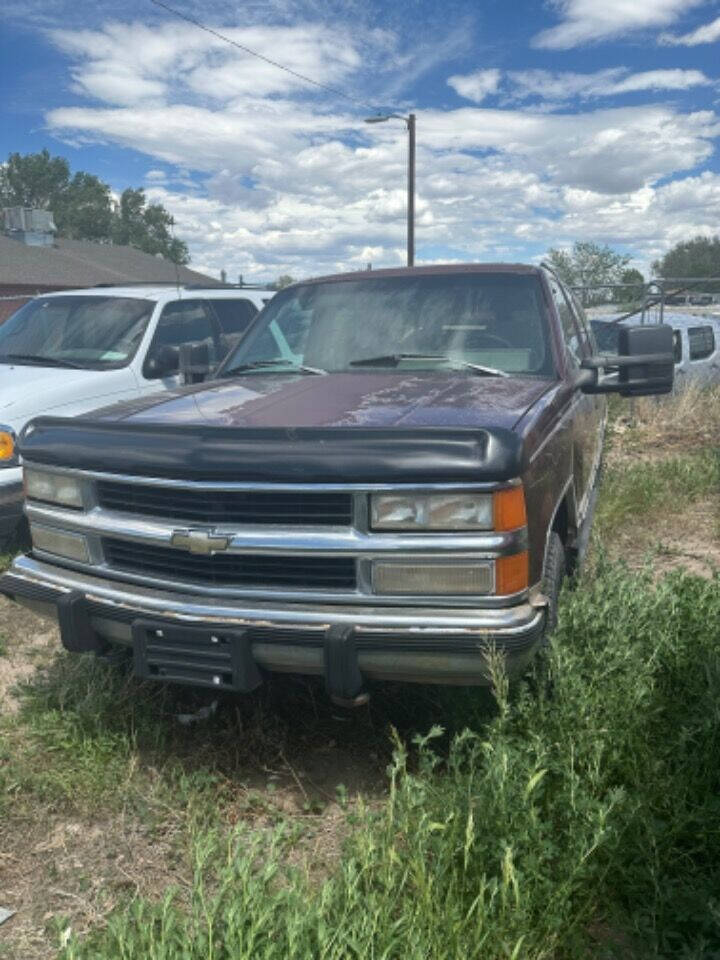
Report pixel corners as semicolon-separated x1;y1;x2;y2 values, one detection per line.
149;0;377;111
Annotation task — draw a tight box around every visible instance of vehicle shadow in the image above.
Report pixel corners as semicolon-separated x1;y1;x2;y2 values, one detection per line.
18;649;500;806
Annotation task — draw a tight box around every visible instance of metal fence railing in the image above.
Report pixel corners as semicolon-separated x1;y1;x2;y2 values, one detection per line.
568;277;720;326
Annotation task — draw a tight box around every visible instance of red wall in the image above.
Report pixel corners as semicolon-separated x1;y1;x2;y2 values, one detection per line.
0;285;62;323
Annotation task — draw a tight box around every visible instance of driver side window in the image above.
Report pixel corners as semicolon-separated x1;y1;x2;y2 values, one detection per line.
550;282;584;368
145;300;218;379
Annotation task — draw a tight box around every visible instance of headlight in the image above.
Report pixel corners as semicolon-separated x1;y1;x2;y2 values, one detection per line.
0;426;18;468
24;467;84;509
30;524;90;563
371;493;494;531
370;488;526;532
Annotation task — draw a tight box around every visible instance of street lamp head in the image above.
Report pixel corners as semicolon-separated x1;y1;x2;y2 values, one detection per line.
364;114;390;123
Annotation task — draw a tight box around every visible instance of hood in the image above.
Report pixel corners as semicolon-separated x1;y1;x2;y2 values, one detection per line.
0;363;131;425
89;371;551;432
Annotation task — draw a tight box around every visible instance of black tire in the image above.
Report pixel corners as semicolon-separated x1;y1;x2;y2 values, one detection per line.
542;532;566;643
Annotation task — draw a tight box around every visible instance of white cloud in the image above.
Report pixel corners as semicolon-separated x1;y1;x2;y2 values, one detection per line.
448;66;714;108
660;14;720;44
447;69;501;103
506;67;712;105
50;22;363;106
417;106;720;193
532;0;707;50
610;68;712;93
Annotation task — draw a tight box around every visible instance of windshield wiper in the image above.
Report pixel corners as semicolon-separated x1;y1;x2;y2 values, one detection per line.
349;353;449;367
226;358;327;376
0;353;84;369
458;361;509;378
348;353;509;377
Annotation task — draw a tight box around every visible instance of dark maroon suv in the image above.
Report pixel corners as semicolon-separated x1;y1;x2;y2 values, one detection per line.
1;265;673;705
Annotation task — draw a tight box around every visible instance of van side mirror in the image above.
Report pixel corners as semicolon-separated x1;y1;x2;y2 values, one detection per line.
579;323;674;397
145;344;180;379
179;340;212;385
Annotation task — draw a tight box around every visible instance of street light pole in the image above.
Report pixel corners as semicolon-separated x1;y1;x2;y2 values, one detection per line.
364;112;416;267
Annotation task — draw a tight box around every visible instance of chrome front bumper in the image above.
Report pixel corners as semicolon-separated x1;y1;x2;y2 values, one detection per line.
1;554;547;692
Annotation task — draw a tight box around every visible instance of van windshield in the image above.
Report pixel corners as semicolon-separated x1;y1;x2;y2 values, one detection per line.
0;296;154;370
221;273;554;378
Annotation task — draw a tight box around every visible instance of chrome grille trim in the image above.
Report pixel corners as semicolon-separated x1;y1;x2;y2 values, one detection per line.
25;502;527;557
23;461;518;493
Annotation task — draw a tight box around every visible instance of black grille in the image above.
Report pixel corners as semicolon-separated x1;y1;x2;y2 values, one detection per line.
96;481;353;527
102;538;356;591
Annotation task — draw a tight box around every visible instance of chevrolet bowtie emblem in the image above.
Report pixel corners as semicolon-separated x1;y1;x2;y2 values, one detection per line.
170;529;231;555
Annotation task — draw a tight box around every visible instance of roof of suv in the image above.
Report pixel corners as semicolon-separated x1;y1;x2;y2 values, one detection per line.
37;285;275;303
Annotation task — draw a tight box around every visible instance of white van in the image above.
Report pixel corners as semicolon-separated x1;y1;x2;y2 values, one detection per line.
0;284;274;547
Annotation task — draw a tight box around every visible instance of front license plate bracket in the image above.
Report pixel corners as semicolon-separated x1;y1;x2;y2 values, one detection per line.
132;620;262;692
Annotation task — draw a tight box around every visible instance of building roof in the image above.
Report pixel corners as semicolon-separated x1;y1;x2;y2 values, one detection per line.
0;235;220;288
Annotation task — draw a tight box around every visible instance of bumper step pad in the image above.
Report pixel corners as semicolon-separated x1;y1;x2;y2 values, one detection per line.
57;590;105;654
323;624;368;707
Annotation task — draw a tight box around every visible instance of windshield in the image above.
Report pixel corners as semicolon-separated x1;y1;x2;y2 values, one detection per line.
220;273;554;377
0;296;155;369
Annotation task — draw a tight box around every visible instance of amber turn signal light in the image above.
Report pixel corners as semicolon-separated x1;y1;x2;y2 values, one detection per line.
496;551;529;595
0;431;16;463
493;486;527;532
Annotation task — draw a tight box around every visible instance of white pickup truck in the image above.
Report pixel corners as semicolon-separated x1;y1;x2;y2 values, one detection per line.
0;283;274;548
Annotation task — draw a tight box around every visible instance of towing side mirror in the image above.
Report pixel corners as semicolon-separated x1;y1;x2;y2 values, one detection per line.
579;323;674;397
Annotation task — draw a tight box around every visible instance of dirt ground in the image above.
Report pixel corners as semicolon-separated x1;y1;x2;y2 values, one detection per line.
602;494;720;577
0;599;57;714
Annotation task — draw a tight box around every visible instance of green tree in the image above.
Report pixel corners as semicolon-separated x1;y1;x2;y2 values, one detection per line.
545;241;631;305
1;150;113;239
111;188;189;264
1;150;189;263
653;235;720;292
272;274;296;290
0;149;70;208
54;172;114;241
617;267;645;305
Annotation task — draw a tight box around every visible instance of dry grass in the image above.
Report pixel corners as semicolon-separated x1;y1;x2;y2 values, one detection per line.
595;384;720;572
607;382;720;466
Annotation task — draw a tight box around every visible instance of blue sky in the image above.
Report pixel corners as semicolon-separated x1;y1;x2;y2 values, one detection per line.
2;0;720;281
